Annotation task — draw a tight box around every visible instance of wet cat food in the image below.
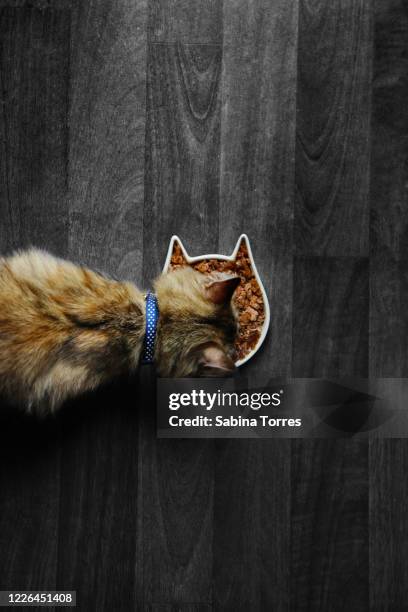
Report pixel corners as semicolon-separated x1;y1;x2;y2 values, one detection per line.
170;242;266;362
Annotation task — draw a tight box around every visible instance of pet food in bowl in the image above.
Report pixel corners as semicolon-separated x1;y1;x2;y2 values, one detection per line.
166;235;269;364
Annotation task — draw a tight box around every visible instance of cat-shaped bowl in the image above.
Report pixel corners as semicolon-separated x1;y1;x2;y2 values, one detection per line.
163;234;270;367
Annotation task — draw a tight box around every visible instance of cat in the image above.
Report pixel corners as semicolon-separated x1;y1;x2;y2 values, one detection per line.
0;243;240;415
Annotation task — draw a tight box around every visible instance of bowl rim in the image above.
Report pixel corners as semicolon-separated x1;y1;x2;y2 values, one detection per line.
162;234;270;367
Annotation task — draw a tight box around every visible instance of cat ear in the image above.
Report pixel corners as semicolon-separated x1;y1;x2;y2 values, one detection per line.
205;275;240;305
199;343;235;375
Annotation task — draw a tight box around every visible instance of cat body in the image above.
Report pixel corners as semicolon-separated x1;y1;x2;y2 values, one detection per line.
0;248;239;414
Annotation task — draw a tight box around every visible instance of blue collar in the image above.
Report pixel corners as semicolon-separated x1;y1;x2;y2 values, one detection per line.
141;292;159;364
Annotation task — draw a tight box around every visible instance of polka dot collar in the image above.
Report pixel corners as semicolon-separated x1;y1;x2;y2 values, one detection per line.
141;292;159;365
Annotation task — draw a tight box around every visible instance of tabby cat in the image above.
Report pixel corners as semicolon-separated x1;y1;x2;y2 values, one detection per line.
0;246;239;415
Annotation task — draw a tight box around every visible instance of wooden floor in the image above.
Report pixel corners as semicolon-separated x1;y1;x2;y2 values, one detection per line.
0;1;407;610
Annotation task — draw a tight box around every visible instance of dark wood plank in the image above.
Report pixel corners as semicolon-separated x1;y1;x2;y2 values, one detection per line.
214;440;290;611
292;257;369;610
370;0;408;259
142;437;214;605
293;258;369;378
369;4;408;610
214;2;298;610
0;6;70;592
143;41;222;605
219;0;297;380
0;7;69;254
293;5;372;606
56;2;147;609
68;0;146;280
291;440;368;611
368;0;408;372
148;0;222;44
144;42;221;278
56;383;140;611
295;0;372;256
369;258;408;377
370;440;408;611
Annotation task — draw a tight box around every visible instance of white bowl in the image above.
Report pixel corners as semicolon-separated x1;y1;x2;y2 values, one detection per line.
163;234;270;367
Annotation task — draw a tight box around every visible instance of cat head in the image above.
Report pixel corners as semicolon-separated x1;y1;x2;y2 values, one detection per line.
154;235;269;376
154;263;240;377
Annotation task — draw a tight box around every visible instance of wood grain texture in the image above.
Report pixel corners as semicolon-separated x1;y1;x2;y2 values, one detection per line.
214;3;298;611
56;2;147;610
370;0;408;259
295;0;372;256
148;0;222;43
368;0;408;372
143;39;222;605
68;0;146;281
292;257;369;609
369;258;408;377
56;384;140;611
144;42;221;280
369;440;408;611
0;7;69;254
219;0;298;380
292;3;373;595
142;438;214;605
291;440;368;611
369;5;408;611
214;440;290;612
0;6;69;594
293;258;369;378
